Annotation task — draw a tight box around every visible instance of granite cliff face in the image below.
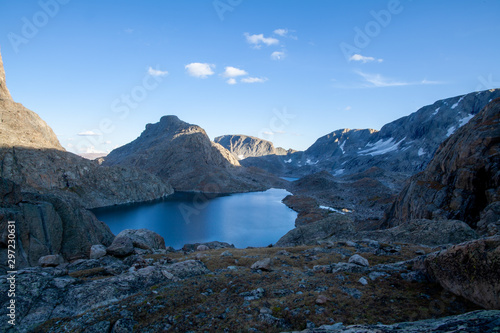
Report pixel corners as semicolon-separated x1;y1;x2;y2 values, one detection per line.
214;134;292;160
384;98;500;234
0;178;115;272
104;116;282;192
241;89;500;178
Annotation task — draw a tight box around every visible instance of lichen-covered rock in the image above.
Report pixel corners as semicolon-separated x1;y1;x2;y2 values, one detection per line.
89;245;107;259
283;310;500;332
251;258;272;271
424;236;500;309
360;219;478;246
115;229;166;250
348;254;369;267
38;254;64;267
106;236;134;257
275;214;355;247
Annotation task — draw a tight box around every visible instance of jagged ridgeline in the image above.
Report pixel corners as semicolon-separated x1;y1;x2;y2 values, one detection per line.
235;89;500;178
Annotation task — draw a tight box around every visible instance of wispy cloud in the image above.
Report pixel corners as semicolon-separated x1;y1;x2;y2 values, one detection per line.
227;78;237;85
244;33;279;48
185;63;215;78
349;54;383;63
355;71;444;88
271;51;285;60
148;67;168;77
273;28;288;37
77;130;101;136
222;66;248;78
241;77;268;83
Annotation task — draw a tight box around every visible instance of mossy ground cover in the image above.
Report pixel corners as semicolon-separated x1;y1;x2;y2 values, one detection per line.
37;243;481;332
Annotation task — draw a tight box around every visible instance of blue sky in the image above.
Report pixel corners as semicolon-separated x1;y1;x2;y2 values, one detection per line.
1;0;499;154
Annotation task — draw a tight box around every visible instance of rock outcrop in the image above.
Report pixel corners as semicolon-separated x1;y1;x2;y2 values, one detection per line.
103;115;283;193
275;214;355;247
384;98;500;232
423;236;500;310
0;178;114;272
0;48;12;101
214;134;291;160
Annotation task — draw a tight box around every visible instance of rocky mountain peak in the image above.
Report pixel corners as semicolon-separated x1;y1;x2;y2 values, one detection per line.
214;134;290;160
0;49;64;150
0;48;12;101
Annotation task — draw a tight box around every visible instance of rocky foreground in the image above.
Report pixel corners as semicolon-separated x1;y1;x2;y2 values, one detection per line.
1;231;499;332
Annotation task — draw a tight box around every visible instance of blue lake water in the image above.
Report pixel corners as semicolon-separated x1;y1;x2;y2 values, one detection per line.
93;188;297;249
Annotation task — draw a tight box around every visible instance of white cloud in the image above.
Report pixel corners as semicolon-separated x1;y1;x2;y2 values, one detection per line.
271;51;285;60
345;106;352;111
244;33;279;48
124;28;134;34
82;146;107;154
77;131;101;136
148;67;168;77
104;140;112;144
67;143;74;148
241;77;268;83
356;71;443;88
262;131;274;136
227;78;237;85
222;66;248;78
185;63;215;78
349;54;383;63
274;28;288;37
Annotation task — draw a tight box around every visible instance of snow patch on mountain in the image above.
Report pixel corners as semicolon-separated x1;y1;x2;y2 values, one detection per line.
358;137;406;156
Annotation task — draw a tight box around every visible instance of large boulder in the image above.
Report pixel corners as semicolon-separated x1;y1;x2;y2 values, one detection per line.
106;236;134;257
115;229;166;250
275;214;355;247
424;236;500;309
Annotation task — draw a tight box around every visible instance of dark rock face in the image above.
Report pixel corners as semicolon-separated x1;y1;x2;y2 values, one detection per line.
214;134;291;160
103;115;281;193
385;98;500;231
241;89;500;178
0;147;173;209
284;310;500;332
361;219;478;246
0;178;114;272
424;236;500;309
